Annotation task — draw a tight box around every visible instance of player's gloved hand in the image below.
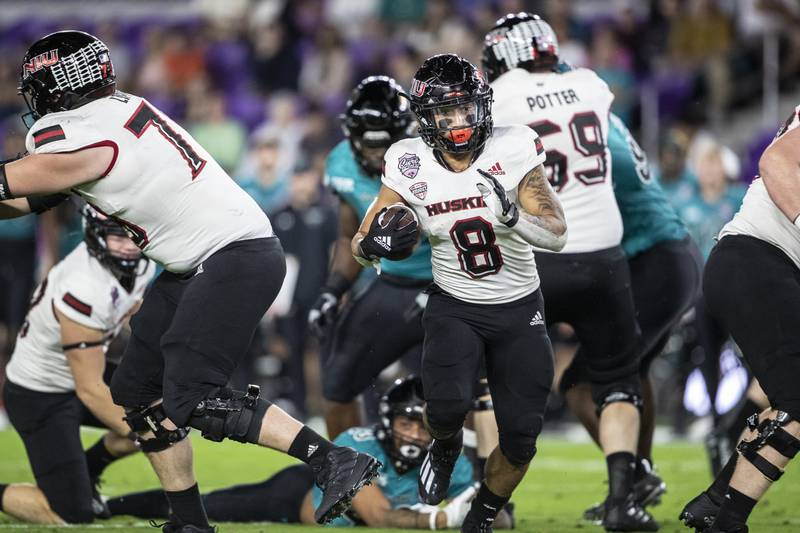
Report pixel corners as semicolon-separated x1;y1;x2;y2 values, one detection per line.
308;292;339;337
476;169;519;227
358;207;419;260
438;483;479;529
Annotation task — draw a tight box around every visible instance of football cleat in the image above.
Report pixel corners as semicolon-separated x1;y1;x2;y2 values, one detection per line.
680;492;721;532
584;465;667;523
461;509;495;533
313;446;381;524
418;438;461;505
603;496;660;532
703;523;748;533
151;519;217;532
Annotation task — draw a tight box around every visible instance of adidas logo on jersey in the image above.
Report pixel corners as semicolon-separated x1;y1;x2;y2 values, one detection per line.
529;311;544;326
373;235;392;251
487;162;505;176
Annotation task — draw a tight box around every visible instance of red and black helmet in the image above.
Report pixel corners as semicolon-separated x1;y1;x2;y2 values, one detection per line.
341;76;414;176
82;205;144;292
19;30;115;124
481;12;559;83
405;54;493;155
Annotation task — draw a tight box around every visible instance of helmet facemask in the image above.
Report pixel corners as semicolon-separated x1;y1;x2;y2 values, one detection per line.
82;206;144;292
375;376;429;474
414;94;493;154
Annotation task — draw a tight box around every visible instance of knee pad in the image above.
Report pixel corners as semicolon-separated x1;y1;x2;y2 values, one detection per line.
737;411;800;481
124;403;190;453
187;384;271;444
595;390;643;417
424;399;471;439
497;412;543;466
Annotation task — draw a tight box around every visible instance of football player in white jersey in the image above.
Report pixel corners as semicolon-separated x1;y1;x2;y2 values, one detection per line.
1;206;152;524
0;31;378;532
483;13;656;531
679;109;800;533
351;54;567;533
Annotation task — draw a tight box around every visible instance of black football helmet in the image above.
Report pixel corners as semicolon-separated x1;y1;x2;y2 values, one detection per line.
19;31;115;125
375;375;427;474
82;205;144;292
482;13;559;83
341;76;413;176
405;54;493;154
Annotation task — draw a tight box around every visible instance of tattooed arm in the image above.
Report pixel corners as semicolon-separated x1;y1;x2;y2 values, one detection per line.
476;164;567;251
514;163;567;250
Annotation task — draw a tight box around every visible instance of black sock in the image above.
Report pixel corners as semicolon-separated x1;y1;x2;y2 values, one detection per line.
469;482;509;523
0;483;7;511
606;451;636;504
714;487;757;529
85;437;117;481
433;430;463;455
164;484;209;527
707;452;739;504
106;489;170;519
287;426;334;470
635;456;653;481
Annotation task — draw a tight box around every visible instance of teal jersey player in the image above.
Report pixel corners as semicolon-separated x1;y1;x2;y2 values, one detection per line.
609;113;688;257
324;140;432;280
313;426;474;527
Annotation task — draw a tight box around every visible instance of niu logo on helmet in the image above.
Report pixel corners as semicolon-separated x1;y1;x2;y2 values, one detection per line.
22;50;59;75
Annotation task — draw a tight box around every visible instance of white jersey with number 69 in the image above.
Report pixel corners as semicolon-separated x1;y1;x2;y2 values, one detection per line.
491;67;622;253
382;125;545;304
25;92;272;273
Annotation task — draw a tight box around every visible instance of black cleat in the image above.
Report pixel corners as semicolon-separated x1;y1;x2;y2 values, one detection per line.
461;509;495;533
90;477;111;519
584;466;667;523
151;520;217;533
680;492;721;532
603;496;660;532
703;523;748;533
313;446;381;524
419;438;461;505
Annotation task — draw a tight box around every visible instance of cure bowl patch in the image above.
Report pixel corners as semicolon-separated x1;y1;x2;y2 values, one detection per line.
398;153;421;179
409;181;427;200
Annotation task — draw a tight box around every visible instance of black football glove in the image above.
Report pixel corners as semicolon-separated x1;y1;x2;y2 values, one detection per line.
308;292;339;338
358;207;419;260
476;169;519;227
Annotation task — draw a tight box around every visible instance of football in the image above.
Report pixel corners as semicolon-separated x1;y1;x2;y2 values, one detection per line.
377;203;420;260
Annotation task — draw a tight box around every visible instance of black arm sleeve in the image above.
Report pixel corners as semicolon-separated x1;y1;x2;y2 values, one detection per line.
27;193;69;214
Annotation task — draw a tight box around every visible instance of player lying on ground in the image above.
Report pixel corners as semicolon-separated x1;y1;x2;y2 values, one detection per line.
0;206;153;524
353;53;566;533
106;376;512;529
0;30;378;533
678;105;800;533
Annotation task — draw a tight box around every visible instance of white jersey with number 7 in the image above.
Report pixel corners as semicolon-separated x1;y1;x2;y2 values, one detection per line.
25;91;272;273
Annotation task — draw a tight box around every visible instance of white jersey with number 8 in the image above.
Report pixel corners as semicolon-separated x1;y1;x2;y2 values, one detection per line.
382;125;545;304
25;92;272;273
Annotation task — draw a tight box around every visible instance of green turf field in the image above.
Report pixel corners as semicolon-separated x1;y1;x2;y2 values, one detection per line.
0;429;797;532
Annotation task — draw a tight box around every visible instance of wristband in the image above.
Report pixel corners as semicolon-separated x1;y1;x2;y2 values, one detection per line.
27;193;69;214
323;271;352;298
0;164;13;201
429;510;438;530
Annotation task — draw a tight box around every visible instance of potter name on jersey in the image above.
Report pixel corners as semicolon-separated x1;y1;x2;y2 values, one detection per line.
382;125;545;305
491;67;623;254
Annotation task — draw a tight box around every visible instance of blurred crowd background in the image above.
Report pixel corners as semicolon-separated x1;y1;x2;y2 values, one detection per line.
1;0;799;437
